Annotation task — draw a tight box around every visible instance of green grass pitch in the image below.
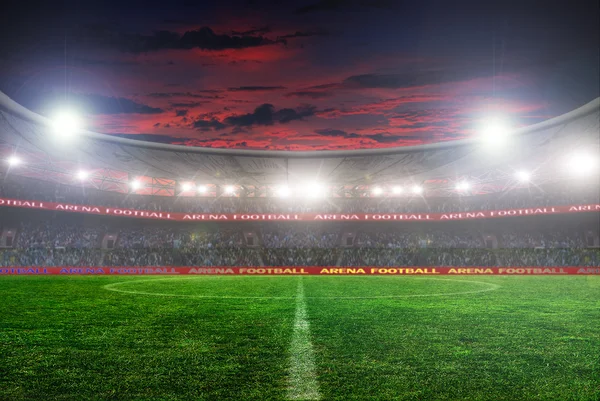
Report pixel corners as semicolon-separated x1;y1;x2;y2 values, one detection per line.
0;275;599;400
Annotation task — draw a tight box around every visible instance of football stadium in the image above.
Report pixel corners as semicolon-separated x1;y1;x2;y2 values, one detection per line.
1;2;600;400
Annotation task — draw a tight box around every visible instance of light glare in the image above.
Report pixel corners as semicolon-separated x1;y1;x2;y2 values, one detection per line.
516;171;531;182
276;186;291;197
412;185;423;194
480;117;511;146
181;182;193;192
224;185;235;194
197;185;207;194
52;110;82;137
76;170;89;180
130;180;141;190
7;156;21;166
392;186;403;194
372;186;383;196
455;181;470;191
566;152;598;175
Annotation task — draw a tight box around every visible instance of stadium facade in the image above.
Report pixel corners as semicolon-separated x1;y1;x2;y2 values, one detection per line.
0;92;599;275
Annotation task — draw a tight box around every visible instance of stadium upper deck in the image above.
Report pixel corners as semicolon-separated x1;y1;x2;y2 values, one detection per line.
0;90;599;198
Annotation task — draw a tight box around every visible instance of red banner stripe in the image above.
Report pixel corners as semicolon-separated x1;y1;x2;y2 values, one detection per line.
1;198;599;222
1;267;599;275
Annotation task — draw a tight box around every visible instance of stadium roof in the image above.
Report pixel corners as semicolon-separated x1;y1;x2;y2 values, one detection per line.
0;90;598;195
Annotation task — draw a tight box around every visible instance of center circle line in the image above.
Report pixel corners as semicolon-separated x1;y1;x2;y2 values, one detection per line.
103;277;501;299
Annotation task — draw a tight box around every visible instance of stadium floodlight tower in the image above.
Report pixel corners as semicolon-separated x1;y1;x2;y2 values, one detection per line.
479;117;512;147
276;185;291;198
51;109;83;139
455;181;470;191
516;170;531;182
372;186;384;196
304;182;324;198
76;170;89;180
130;180;142;190
566;151;599;176
411;185;423;195
6;155;21;166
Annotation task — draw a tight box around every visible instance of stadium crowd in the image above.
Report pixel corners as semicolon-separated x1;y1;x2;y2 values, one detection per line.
1;220;598;267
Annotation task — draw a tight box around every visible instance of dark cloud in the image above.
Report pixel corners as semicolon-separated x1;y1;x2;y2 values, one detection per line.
227;86;287;92
193;119;227;131
175;109;188;117
315;128;401;143
80;26;281;53
277;31;328;40
224;104;316;127
342;69;486;89
285;91;333;99
231;27;271;36
315;129;360;139
296;0;395;14
147;92;223;99
170;101;210;108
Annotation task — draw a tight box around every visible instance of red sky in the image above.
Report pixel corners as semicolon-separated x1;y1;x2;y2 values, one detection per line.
1;0;598;150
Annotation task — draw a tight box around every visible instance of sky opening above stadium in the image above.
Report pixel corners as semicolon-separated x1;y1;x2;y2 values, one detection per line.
0;1;598;151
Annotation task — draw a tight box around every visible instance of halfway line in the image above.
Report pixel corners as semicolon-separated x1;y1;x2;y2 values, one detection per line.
287;278;321;400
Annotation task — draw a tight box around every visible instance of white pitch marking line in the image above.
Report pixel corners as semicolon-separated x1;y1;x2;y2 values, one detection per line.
287;278;321;400
103;277;500;299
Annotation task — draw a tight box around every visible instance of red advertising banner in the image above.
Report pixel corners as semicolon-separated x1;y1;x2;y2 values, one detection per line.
1;266;599;275
0;198;598;222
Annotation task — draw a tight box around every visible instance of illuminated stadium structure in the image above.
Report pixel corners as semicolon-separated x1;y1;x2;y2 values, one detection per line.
0;90;599;198
0;91;599;275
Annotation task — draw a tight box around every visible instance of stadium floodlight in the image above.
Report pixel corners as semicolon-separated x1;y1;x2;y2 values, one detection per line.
566;151;598;175
51;110;83;138
392;186;403;194
455;181;470;191
372;186;383;196
6;156;21;166
516;170;531;182
130;180;141;190
479;117;511;146
224;185;235;194
276;185;291;198
197;185;207;194
76;170;89;180
411;185;423;194
181;182;193;192
304;182;324;198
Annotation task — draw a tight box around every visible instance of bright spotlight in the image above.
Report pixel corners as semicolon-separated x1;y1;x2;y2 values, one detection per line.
304;182;324;198
412;185;423;194
372;186;383;196
197;185;207;194
7;156;21;166
181;182;193;192
566;152;598;175
276;186;291;198
455;181;470;191
479;117;511;145
76;170;89;180
392;186;403;194
52;110;82;137
516;171;531;182
130;180;141;190
224;185;235;194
